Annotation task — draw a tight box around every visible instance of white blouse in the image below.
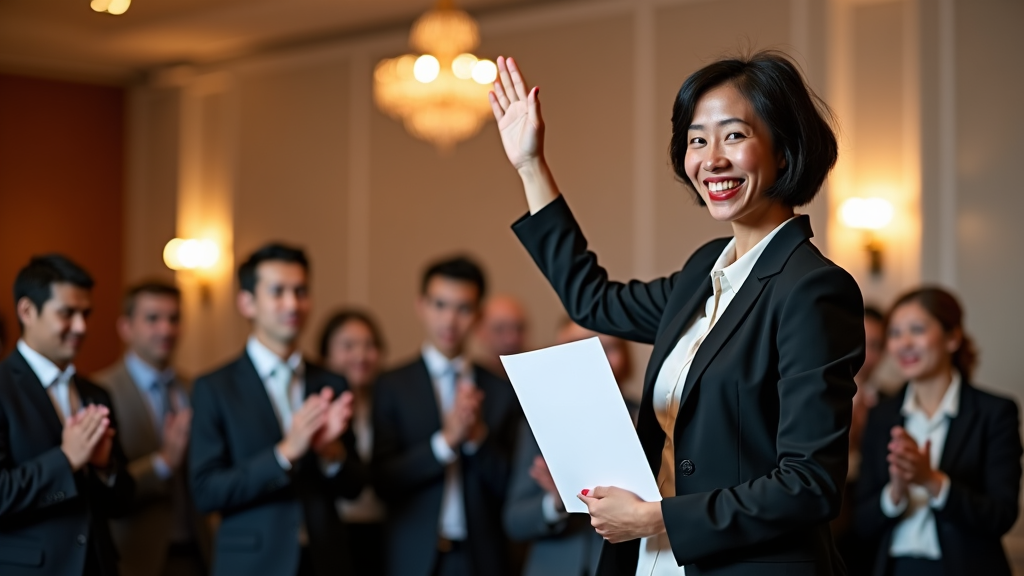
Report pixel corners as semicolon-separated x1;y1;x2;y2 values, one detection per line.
879;372;958;559
636;218;794;576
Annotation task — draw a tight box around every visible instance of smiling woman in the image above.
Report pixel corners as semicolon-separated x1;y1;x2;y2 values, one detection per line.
490;51;864;576
856;288;1022;576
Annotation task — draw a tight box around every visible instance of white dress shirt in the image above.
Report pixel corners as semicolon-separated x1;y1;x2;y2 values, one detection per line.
423;343;480;541
880;372;959;560
18;339;78;421
19;339;116;485
246;336;305;470
636;217;795;576
247;336;343;545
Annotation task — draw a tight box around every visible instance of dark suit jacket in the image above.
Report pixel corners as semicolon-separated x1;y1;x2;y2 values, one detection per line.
0;350;135;576
855;381;1022;576
504;419;603;576
513;197;865;576
188;351;366;576
93;360;212;576
372;356;521;576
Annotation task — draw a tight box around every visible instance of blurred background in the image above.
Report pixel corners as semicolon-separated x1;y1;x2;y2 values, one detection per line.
1;0;1022;563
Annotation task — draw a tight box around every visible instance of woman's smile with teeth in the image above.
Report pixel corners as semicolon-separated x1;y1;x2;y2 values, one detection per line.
707;179;743;192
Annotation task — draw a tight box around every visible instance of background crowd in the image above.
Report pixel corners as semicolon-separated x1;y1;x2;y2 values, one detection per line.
0;245;1019;576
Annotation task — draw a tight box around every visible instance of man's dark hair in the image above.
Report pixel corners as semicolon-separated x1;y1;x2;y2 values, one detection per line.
13;254;94;315
237;243;309;294
122;280;181;317
670;49;838;207
420;256;487;302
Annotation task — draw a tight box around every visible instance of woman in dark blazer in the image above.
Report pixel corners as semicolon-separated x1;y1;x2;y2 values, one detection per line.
855;288;1022;576
488;52;865;576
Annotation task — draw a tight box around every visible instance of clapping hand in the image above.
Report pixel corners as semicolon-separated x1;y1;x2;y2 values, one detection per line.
160;409;192;470
312;388;354;460
276;393;329;464
61;404;111;471
887;426;946;501
530;455;564;512
442;381;486;449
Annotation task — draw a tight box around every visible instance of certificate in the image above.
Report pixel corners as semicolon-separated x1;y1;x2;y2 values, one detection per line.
501;337;661;513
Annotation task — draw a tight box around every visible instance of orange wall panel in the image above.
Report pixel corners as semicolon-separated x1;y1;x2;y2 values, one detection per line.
0;73;125;373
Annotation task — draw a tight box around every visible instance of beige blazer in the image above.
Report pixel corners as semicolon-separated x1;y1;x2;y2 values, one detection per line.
93;359;212;576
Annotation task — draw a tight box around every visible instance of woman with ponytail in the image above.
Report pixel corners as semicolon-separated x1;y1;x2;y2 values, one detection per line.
856;287;1022;576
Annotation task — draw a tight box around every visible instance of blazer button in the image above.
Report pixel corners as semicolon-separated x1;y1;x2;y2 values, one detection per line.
679;459;695;477
77;534;87;545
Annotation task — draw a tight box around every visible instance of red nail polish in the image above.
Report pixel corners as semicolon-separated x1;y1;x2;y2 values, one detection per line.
581;489;589;496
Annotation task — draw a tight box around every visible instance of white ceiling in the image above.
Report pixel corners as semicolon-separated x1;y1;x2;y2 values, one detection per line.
0;0;542;83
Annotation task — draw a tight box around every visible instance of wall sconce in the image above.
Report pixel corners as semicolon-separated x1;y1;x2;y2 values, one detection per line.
163;238;220;271
163;238;220;304
839;197;894;277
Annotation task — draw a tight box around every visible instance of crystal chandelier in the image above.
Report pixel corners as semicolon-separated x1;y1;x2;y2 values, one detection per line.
374;0;499;150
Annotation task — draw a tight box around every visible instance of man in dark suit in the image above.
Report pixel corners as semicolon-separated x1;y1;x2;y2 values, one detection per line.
188;243;365;576
373;256;521;576
0;254;135;576
94;281;212;576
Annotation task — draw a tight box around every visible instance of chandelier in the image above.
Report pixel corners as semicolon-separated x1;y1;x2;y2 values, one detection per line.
374;0;499;150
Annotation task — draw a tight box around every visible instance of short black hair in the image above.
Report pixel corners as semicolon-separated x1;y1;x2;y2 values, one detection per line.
420;255;487;302
122;280;181;317
318;308;386;360
864;305;884;324
670;50;838;207
13;254;94;315
238;243;309;294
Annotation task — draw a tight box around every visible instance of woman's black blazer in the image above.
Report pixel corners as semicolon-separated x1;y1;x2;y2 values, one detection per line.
513;197;865;576
855;381;1022;576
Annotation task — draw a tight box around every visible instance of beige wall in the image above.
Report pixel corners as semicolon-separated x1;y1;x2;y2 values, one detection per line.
948;0;1024;395
128;0;834;397
125;0;1024;414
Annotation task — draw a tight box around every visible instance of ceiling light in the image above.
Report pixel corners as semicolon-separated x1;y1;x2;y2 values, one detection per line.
374;0;496;150
91;0;130;15
413;55;440;83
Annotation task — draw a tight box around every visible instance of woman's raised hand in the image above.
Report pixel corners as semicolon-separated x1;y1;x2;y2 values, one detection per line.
489;56;544;171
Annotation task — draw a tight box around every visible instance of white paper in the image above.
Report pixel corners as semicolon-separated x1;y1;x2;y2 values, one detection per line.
500;337;661;513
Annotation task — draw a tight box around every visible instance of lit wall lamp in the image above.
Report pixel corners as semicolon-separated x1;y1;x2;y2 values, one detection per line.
163;238;220;303
839;197;894;277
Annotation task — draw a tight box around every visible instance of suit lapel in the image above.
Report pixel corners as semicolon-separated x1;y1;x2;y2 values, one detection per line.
634;280;713;473
640;279;713;409
677;278;768;411
304;363;321;398
677;216;813;413
9;351;64;443
939;382;976;472
112;362;161;453
234;353;286;444
415;357;443;433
